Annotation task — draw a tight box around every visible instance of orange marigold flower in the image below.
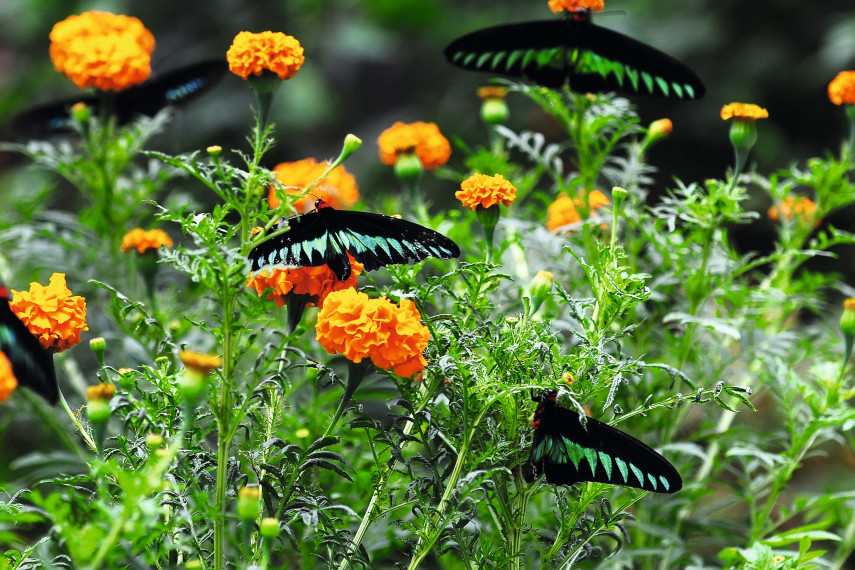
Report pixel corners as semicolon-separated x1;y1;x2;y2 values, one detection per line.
120;228;174;253
0;352;18;403
546;190;611;232
178;350;222;376
315;289;429;377
246;255;363;307
720;103;769;122
828;71;855;106
377;121;451;170
268;158;359;212
227;31;305;81
10;273;88;353
548;0;604;13
456;173;517;210
768;196;819;227
50;11;155;91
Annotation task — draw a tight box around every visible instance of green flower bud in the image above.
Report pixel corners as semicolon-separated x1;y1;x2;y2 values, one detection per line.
260;517;280;538
237;485;262;521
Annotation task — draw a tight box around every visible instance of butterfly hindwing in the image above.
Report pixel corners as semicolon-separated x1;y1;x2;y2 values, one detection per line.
0;285;58;405
444;16;704;99
526;391;681;493
248;201;461;280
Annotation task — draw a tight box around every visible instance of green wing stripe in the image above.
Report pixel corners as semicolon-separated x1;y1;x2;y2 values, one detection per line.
505;50;524;71
672;83;684;98
625;67;640;91
490;51;508;70
659;475;672;492
647;473;658;491
563;438;586;470
477;52;495;68
614;457;629;484
581;447;599;477
655;76;669;96
598;451;613;481
629;463;645;487
641;72;655;93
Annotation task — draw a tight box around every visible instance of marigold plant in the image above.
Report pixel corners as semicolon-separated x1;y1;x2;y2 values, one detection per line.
828;71;855;106
0;352;17;403
49;11;155;91
120;228;174;253
10;273;88;353
377;121;451;170
227;31;305;81
456;173;517;210
548;0;604;13
268;158;359;212
315;288;429;377
246;256;363;308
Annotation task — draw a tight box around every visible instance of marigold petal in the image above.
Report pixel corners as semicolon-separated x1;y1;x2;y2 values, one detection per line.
548;0;604;13
120;228;173;253
227;31;305;81
268;158;359;212
247;254;362;308
10;273;88;353
828;71;855;106
455;173;517;210
0;352;18;403
50;11;154;91
720;102;769;121
377;121;451;170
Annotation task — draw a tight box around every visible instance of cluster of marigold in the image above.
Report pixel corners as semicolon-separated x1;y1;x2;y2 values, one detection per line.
9;5;855;402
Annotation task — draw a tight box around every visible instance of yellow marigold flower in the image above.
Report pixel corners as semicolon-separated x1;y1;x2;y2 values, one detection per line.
548;0;604;13
315;289;430;378
227;31;305;81
178;350;222;376
828;71;855;105
50;11;155;91
86;382;116;402
456;173;517;210
268;158;359;212
767;196;819;227
247;255;363;307
720;103;769;122
120;228;174;253
377;121;451;170
546;190;611;232
0;352;18;403
10;273;88;353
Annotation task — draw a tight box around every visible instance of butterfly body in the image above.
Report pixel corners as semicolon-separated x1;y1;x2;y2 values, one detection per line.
248;199;460;280
526;391;681;493
13;59;228;137
444;9;704;99
0;284;58;405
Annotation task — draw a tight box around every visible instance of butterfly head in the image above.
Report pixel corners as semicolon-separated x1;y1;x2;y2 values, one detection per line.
570;8;592;23
0;285;9;301
314;198;333;210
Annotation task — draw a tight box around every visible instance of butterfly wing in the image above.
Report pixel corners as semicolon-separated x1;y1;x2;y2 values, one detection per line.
0;286;58;405
248;206;460;281
12;60;227;137
526;393;682;493
114;59;228;122
444;19;704;99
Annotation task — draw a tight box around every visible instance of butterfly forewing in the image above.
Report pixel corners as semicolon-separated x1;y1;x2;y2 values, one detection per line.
248;201;460;280
0;285;58;404
12;59;227;137
444;17;704;99
526;392;681;493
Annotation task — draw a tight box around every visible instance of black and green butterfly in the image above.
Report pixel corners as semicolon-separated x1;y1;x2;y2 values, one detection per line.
0;284;58;405
248;199;460;281
444;8;704;99
13;59;228;137
525;391;682;493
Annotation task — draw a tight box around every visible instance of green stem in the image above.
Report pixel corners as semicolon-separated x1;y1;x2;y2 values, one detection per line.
214;288;236;570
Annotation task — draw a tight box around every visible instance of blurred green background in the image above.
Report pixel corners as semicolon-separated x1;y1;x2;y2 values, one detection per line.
1;0;854;179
